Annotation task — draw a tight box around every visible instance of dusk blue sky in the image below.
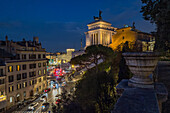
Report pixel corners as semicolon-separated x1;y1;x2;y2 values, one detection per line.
0;0;155;52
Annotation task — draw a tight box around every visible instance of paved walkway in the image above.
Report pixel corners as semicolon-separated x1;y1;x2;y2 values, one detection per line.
157;61;170;113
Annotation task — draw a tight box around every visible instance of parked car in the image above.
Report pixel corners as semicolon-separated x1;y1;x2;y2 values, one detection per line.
17;102;24;108
34;93;41;98
28;102;38;111
41;102;50;112
40;95;47;102
30;96;37;102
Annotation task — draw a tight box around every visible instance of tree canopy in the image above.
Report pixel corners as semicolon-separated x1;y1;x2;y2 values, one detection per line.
74;70;117;113
67;45;120;113
71;44;115;72
141;0;170;52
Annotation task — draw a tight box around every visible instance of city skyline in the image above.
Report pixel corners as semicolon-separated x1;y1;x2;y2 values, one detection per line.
0;0;155;52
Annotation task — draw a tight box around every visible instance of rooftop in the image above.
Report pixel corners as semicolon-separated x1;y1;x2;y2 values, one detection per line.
0;49;13;58
88;19;111;25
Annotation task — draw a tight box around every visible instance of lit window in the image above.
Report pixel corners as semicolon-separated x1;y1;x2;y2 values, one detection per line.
43;62;46;67
16;65;21;71
17;84;21;90
24;91;26;97
8;66;13;72
23;82;25;88
43;69;46;75
38;63;41;67
38;70;41;75
9;86;13;92
10;97;12;103
30;81;33;86
23;82;27;88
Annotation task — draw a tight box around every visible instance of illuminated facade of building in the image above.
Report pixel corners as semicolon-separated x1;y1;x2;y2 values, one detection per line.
57;49;75;64
46;49;75;69
0;65;6;112
46;52;58;65
109;26;155;51
0;36;47;110
85;11;155;52
85;11;117;47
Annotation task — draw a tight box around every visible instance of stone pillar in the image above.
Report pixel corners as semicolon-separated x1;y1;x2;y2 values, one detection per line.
91;33;93;45
110;32;112;44
93;33;95;45
102;32;104;45
98;31;101;44
107;32;109;45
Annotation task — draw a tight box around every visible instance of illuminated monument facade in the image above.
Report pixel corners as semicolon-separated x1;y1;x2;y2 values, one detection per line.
85;11;155;52
85;11;117;47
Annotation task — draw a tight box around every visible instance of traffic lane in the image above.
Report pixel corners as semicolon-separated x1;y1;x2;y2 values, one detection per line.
14;96;43;112
15;88;58;112
34;87;62;112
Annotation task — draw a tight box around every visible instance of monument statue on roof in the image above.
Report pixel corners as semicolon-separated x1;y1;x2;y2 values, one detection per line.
94;10;102;21
99;10;102;19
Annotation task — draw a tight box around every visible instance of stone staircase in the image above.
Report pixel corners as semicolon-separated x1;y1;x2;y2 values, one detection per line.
157;61;170;113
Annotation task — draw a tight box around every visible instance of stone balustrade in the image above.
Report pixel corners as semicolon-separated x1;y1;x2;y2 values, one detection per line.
112;52;168;113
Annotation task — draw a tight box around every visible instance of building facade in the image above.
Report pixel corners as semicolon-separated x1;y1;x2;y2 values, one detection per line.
46;52;58;66
109;26;155;51
85;20;116;47
57;49;75;64
85;12;155;52
85;13;116;47
0;65;6;112
0;36;47;110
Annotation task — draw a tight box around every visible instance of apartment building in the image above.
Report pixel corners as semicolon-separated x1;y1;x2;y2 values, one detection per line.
0;36;47;110
0;65;6;112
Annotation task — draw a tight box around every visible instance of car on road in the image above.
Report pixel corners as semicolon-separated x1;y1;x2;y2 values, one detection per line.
27;109;34;112
28;102;39;111
40;95;47;102
53;84;57;89
55;99;61;104
61;81;66;87
30;96;37;102
55;94;62;99
44;88;51;93
17;102;24;108
41;102;50;112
